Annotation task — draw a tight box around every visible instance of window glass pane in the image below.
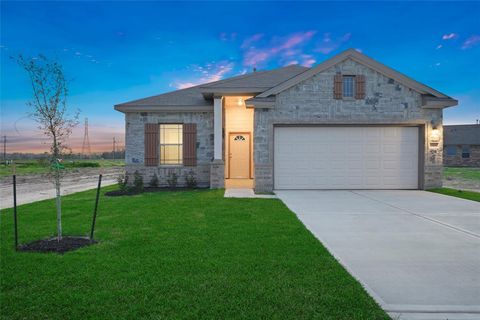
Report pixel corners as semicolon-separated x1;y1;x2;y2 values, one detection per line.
160;124;182;144
342;76;355;97
462;145;470;158
446;145;457;156
159;124;183;165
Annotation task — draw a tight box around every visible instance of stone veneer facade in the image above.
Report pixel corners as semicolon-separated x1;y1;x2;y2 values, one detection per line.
254;59;444;192
125;112;214;187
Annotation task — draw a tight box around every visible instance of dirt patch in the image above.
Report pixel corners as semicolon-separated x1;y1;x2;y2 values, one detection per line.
18;236;96;254
0;167;123;209
443;177;480;193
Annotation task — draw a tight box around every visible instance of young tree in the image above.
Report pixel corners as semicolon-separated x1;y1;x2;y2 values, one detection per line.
15;55;79;241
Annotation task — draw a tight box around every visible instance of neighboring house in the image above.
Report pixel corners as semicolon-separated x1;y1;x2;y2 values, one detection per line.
443;124;480;167
114;49;457;192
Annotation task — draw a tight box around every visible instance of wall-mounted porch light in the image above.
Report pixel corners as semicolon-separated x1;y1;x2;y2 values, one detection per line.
430;126;440;143
237;98;244;107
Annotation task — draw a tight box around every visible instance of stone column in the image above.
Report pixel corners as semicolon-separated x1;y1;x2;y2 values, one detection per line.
211;96;225;188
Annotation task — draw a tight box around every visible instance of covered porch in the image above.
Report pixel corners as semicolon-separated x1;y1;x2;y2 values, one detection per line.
211;96;255;189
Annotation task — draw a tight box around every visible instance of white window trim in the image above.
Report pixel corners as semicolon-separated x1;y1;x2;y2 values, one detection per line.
342;75;356;99
159;123;183;165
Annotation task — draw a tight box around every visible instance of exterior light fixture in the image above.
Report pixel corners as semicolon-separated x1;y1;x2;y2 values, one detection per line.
431;126;440;142
237;98;243;106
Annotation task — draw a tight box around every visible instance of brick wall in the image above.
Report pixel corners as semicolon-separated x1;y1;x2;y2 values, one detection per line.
124;111;214;187
443;145;480;167
254;58;443;192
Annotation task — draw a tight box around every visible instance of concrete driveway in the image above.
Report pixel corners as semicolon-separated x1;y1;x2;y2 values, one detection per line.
276;190;480;320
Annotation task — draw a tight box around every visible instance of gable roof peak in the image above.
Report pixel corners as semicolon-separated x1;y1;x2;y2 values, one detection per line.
257;48;455;103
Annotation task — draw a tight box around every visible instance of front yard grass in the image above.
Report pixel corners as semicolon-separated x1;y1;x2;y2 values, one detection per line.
443;167;480;181
429;187;480;202
0;159;124;177
1;187;388;319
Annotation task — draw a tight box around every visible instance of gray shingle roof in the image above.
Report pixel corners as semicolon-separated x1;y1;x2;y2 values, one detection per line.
115;86;211;107
444;125;480;145
200;65;308;91
115;65;308;107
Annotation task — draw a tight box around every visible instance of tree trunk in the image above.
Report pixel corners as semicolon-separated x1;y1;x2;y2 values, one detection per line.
54;166;62;241
52;133;62;241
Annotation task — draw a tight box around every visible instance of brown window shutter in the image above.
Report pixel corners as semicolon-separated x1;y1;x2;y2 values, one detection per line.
355;75;366;99
144;123;158;166
183;123;197;166
334;74;342;99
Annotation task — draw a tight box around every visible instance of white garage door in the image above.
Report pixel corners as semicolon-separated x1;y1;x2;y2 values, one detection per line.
274;126;419;189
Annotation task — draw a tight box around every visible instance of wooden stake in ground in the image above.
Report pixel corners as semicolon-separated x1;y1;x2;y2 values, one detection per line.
12;162;18;250
90;174;103;241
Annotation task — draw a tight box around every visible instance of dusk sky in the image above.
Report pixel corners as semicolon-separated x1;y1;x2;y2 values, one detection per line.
1;1;479;153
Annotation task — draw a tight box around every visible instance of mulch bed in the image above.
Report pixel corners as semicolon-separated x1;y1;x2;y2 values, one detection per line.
18;236;96;254
105;187;201;197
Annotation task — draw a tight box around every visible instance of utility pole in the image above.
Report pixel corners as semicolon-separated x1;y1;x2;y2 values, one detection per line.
81;118;91;158
112;137;116;161
2;135;6;165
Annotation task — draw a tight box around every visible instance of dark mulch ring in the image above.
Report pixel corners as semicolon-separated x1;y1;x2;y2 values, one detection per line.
105;187;203;197
18;236;97;254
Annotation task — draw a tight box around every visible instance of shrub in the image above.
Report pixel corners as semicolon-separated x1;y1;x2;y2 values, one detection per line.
185;170;197;188
167;172;178;188
71;162;100;168
133;170;144;192
117;174;128;191
149;173;159;188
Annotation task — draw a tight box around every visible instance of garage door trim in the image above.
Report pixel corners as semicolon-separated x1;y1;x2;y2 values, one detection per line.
272;124;425;190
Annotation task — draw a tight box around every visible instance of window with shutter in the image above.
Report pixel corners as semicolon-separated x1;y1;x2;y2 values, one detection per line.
183;123;197;166
144;123;159;166
342;76;355;98
159;124;183;165
333;74;342;99
355;75;366;99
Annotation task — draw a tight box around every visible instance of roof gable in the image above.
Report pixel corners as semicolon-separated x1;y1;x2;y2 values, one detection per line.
257;49;453;100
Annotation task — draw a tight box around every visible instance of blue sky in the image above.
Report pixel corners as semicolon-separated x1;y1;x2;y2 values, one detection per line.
1;1;479;152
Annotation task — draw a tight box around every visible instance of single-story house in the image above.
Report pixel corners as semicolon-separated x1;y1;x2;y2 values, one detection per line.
114;49;457;192
443;124;480;167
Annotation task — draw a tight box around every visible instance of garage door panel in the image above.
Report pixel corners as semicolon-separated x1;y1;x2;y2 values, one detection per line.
274;126;419;190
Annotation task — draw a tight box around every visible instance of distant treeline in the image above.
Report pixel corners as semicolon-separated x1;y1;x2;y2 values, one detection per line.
4;150;125;160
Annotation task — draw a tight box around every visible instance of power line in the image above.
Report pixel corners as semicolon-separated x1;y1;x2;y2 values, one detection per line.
2;136;6;165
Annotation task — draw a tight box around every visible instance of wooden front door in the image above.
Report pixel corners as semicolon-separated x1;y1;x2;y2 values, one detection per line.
229;133;251;179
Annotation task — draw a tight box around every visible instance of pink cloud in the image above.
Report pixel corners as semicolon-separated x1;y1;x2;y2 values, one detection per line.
462;35;480;49
314;32;351;54
242;31;316;67
442;33;458;40
284;60;299;66
299;54;316;67
175;61;235;89
241;33;264;49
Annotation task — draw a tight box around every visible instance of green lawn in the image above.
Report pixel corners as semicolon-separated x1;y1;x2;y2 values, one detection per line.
429;187;480;202
0;159;124;177
443;167;480;181
1;187;388;320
